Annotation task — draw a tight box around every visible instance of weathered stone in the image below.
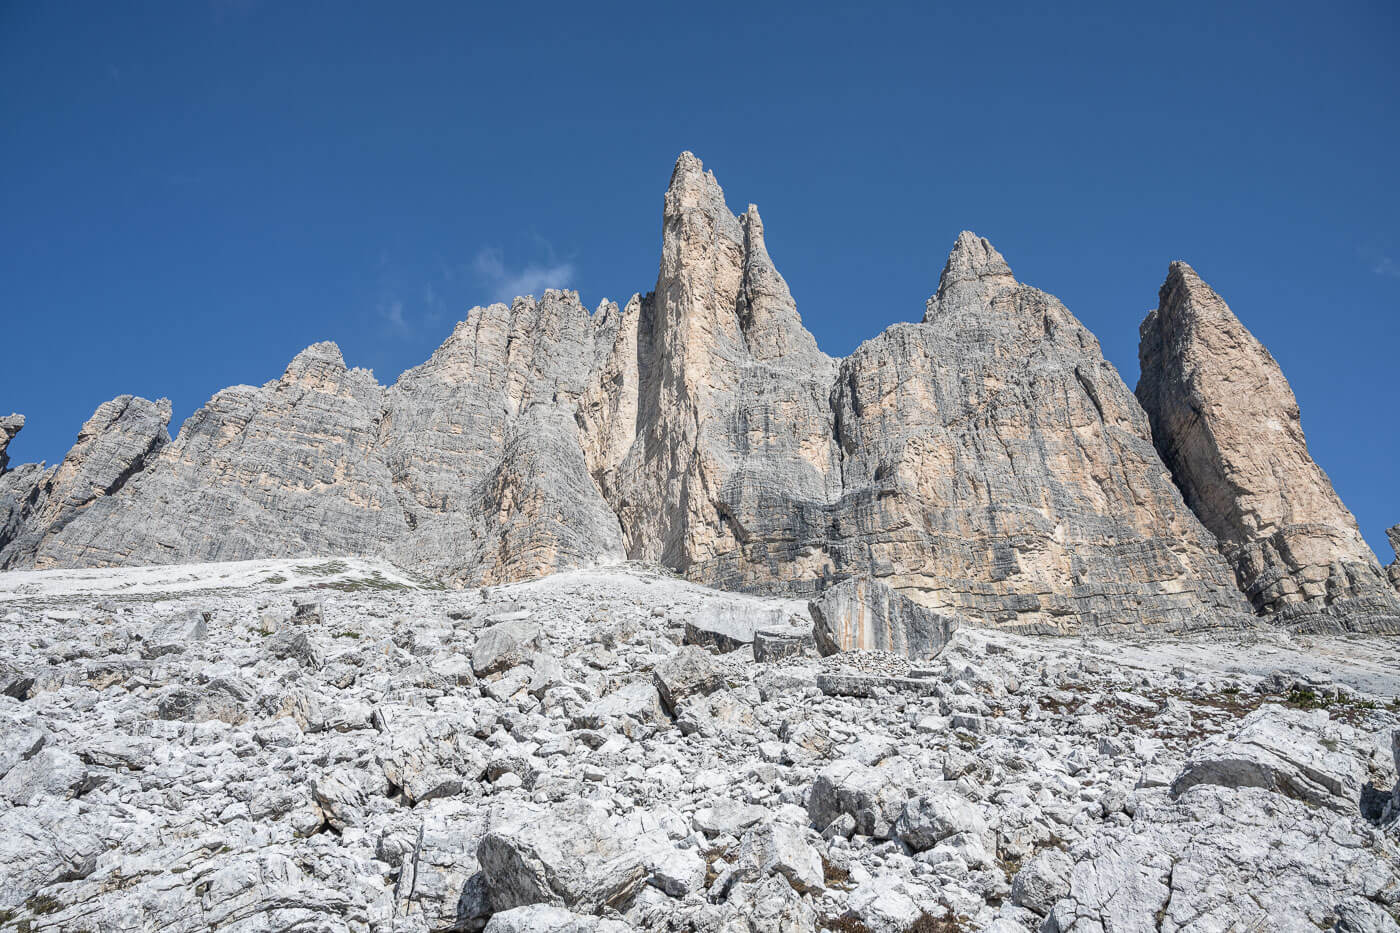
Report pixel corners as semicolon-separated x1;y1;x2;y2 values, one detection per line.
1137;262;1400;631
1171;705;1365;811
683;603;781;652
1388;525;1400;592
0;152;1364;638
477;800;648;913
810;577;959;660
893;788;990;853
652;646;724;715
752;625;813;662
483;904;632;933
473;620;541;676
0;414;23;474
807;758;912;840
0;397;171;568
734;821;824;894
1011;847;1073;916
823;234;1252;633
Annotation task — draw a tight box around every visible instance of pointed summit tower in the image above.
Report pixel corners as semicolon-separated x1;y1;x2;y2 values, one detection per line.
591;152;841;588
828;232;1253;631
1137;262;1400;631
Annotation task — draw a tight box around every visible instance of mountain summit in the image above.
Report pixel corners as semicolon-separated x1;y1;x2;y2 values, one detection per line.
2;153;1395;634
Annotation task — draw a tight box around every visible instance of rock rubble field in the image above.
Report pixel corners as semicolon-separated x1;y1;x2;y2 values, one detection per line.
0;559;1396;932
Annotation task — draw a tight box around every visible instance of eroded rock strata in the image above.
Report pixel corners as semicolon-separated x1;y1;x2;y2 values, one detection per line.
1136;262;1400;632
0;153;1387;634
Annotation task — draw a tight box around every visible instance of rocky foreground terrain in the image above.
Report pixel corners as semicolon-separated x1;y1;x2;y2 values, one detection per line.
0;559;1397;932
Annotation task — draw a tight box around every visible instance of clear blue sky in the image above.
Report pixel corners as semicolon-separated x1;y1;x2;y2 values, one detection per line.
3;2;1397;560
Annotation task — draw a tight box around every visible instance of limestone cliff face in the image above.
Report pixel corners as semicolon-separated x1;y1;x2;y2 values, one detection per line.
825;235;1250;631
591;154;841;592
29;345;403;568
0;415;42;550
1136;263;1400;632
0;396;171;569
2;153;1385;633
379;290;624;584
11;297;623;584
1388;526;1400;592
0;414;23;475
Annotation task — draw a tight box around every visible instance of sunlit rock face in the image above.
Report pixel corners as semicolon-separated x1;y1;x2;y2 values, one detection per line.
5;152;1388;633
1137;262;1400;633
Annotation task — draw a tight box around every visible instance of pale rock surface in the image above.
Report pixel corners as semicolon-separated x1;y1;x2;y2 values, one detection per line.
477;799;649;913
0;414;23;474
1388;525;1400;592
1137;262;1400;632
0;397;171;569
810;576;959;660
0;152;1386;641
589;154;842;594
0;561;1393;930
27;344;402;568
1170;704;1366;811
826;233;1252;632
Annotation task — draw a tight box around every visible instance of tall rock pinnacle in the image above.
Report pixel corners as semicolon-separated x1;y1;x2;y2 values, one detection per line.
1137;262;1400;631
593;152;841;586
0;414;23;475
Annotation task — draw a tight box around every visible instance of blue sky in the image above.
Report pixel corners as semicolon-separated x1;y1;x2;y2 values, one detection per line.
2;2;1397;560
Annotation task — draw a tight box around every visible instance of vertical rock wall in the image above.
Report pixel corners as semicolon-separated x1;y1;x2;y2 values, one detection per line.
1136;263;1400;632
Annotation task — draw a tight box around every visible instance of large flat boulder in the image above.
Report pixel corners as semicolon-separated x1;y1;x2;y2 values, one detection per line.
1170;704;1366;811
809;577;958;661
477;800;648;914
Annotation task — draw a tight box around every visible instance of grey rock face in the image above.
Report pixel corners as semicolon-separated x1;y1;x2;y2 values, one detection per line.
0;396;171;568
1137;262;1400;632
810;577;959;661
477;800;649;913
824;235;1252;633
0;153;1377;636
1388;525;1400;592
590;153;842;594
0;414;23;474
31;345;402;568
379;291;624;585
1169;704;1367;812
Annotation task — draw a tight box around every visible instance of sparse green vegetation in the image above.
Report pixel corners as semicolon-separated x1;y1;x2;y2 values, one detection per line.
295;560;349;577
1285;687;1331;710
23;894;61;916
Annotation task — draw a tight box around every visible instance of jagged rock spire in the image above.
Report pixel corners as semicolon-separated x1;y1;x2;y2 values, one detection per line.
1137;261;1400;630
0;397;171;569
0;414;23;474
925;231;1018;323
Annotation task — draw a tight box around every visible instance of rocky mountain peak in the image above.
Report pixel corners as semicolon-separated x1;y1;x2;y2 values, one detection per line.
0;414;24;474
924;231;1018;323
0;153;1387;635
1137;262;1399;629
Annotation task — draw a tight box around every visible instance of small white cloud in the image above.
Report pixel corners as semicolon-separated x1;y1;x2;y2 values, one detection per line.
1373;256;1400;279
380;299;408;333
471;248;575;303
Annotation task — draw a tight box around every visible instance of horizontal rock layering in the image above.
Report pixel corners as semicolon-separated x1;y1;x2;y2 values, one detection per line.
0;153;1391;633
